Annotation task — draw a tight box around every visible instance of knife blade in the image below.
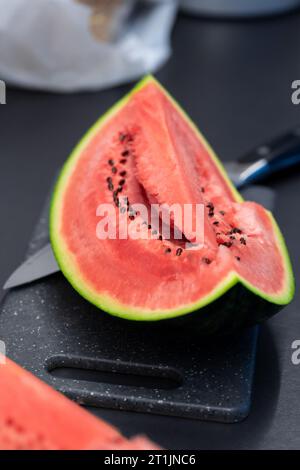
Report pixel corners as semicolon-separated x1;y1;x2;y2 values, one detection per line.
2;185;276;290
3;243;59;290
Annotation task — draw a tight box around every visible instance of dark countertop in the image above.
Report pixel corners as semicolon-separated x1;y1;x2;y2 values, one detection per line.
1;12;300;450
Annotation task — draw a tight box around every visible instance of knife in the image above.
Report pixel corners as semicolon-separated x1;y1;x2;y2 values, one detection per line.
4;126;300;290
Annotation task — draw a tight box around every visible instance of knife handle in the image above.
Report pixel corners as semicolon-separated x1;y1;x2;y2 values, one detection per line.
239;126;300;163
238;153;300;188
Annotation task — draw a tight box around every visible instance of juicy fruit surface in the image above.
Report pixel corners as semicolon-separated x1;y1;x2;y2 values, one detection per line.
50;76;294;321
0;356;159;450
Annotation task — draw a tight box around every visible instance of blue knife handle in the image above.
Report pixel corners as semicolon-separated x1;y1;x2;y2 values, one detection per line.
236;153;300;188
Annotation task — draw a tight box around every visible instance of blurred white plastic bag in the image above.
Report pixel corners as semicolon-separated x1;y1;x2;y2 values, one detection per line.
0;0;177;92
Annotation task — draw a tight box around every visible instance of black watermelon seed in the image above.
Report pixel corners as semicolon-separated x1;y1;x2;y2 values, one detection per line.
108;182;114;191
112;166;117;174
120;170;127;177
176;248;183;256
114;198;120;208
207;203;214;217
232;227;242;234
108;159;114;166
121;150;129;157
119;179;125;186
165;248;171;254
219;210;225;216
148;224;152;230
230;235;235;240
235;256;241;261
240;237;246;245
129;215;135;220
213;221;219;226
202;257;212;265
159;235;163;240
106;177;112;184
120;159;127;164
221;241;232;248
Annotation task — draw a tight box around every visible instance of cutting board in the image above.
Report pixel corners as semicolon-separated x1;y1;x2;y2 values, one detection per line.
0;187;272;423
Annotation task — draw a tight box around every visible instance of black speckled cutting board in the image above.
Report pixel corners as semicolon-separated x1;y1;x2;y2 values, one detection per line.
0;187;271;423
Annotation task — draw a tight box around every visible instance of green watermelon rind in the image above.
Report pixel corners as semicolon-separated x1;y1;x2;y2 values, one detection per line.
50;76;295;323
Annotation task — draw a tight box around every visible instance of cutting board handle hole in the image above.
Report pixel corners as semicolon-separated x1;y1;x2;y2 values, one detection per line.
46;356;182;390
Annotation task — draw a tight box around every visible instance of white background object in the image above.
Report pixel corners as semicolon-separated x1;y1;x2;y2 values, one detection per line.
0;0;177;92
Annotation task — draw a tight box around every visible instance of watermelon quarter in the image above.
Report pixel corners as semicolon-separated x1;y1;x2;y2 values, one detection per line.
0;355;159;450
50;76;294;333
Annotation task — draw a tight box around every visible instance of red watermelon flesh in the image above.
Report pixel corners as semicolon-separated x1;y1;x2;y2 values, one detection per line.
0;356;159;450
50;76;294;325
132;83;222;248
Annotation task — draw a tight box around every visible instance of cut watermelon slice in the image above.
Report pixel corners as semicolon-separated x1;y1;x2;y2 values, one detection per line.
0;356;159;450
50;76;294;333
